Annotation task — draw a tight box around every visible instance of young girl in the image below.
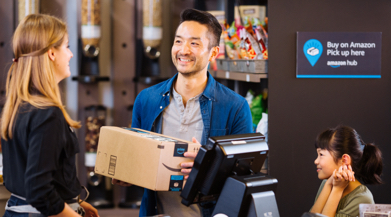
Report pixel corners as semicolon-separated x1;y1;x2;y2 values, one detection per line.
310;125;383;217
1;14;99;217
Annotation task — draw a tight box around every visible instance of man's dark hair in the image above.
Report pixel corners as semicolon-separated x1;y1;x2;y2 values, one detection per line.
179;8;222;50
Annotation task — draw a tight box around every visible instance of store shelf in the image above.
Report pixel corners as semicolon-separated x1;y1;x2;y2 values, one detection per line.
133;76;169;85
72;75;110;83
214;59;268;82
213;70;267;82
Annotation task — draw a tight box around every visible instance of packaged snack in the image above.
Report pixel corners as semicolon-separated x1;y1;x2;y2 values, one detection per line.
243;17;256;38
255;29;267;60
223;17;269;60
225;22;241;59
243;29;262;60
255;29;266;52
257;25;268;47
239;29;250;59
224;32;240;59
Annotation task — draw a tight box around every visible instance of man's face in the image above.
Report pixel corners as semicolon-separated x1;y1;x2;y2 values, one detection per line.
171;21;216;77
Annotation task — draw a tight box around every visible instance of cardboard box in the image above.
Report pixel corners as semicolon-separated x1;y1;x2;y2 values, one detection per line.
94;127;200;191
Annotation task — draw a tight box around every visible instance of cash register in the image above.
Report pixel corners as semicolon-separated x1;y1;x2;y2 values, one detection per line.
180;133;280;217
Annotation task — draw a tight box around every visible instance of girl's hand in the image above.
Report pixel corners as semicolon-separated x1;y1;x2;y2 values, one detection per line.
326;174;334;187
332;166;350;190
337;164;355;182
344;165;355;182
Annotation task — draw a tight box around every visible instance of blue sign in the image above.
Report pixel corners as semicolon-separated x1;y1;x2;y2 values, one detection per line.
297;32;382;78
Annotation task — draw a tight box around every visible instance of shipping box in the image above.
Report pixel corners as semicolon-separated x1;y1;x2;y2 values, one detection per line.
94;126;200;191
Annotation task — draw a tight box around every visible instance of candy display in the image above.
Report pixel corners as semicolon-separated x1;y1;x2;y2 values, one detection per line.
208;10;226;71
84;106;114;208
223;15;268;60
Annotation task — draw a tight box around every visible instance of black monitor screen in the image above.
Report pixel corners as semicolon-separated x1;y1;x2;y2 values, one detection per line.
180;133;268;206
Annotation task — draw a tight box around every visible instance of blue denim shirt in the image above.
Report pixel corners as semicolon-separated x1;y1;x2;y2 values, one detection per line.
132;72;253;216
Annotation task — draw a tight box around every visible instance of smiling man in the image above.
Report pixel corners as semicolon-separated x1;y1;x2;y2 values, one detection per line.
125;9;253;217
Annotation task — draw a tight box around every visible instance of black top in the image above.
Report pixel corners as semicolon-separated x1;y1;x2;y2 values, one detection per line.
1;103;81;215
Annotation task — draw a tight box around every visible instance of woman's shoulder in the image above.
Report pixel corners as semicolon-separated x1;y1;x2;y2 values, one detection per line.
20;103;61;115
19;103;64;125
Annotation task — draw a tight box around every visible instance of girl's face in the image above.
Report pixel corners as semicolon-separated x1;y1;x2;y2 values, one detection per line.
52;34;73;83
314;148;342;180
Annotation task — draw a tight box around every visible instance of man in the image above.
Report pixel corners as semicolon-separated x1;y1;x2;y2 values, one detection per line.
114;8;253;217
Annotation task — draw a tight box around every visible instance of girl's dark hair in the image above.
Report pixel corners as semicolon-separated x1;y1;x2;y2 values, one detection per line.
179;8;222;49
314;125;383;185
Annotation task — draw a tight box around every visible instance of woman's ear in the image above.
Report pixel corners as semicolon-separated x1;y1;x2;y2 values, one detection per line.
47;48;55;61
341;154;352;166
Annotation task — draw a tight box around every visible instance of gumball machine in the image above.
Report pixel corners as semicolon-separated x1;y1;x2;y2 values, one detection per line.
118;0;164;208
18;0;40;23
81;0;100;60
75;0;108;83
84;105;114;208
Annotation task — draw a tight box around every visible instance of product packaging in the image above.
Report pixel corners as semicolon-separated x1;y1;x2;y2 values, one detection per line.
94;127;200;191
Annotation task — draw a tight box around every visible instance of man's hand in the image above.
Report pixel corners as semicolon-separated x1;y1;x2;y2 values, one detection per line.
112;179;132;187
180;137;200;179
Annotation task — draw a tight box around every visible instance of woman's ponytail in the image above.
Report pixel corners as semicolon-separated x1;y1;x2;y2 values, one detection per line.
357;143;383;185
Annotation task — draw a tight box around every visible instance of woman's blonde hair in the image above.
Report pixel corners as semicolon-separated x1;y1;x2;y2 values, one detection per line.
1;14;81;140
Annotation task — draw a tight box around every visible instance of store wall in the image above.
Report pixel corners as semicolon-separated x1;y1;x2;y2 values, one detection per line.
268;0;391;216
0;1;14;105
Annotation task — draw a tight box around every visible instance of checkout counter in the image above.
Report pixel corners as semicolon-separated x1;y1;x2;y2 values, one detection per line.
181;133;280;217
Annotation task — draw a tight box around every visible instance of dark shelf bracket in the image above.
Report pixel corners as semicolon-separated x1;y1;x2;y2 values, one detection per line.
72;75;110;84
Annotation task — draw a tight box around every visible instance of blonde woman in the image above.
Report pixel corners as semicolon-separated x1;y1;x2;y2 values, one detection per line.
1;14;99;217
